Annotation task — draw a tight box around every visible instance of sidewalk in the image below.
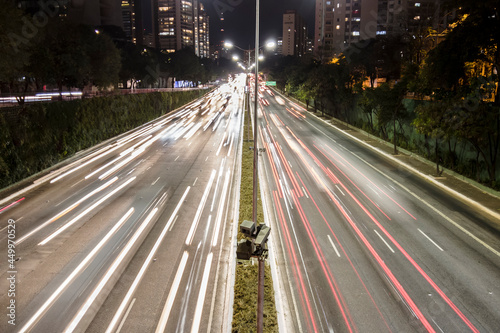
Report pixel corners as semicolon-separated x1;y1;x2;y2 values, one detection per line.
279;91;500;229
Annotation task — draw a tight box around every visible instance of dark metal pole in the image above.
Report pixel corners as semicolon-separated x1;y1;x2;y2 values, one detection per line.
252;0;259;231
254;1;264;333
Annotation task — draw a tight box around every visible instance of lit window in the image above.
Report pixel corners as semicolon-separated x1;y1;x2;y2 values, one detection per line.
352;31;359;36
415;2;420;6
336;25;340;29
376;31;387;35
414;16;420;20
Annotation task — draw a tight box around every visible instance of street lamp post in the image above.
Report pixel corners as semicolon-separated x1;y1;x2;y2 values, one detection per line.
253;1;265;332
225;16;277;331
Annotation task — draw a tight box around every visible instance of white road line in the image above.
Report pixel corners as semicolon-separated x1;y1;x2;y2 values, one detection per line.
190;252;213;333
418;229;444;252
193;177;198;186
302;187;309;199
18;177;119;244
18;208;134;333
66;207;158;333
38;177;135;246
227;133;234;156
306;112;500;257
116;298;136;333
168;215;179;232
152;177;160;185
175;156;180;161
186;170;216;245
212;170;230;247
106;187;190;333
155;251;190;333
335;185;345;196
327;235;341;257
374;230;395;253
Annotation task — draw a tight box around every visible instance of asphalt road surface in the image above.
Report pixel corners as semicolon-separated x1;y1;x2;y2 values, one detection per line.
0;75;247;333
257;87;500;333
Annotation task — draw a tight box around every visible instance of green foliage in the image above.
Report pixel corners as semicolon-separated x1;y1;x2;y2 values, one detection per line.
0;90;204;189
233;264;278;333
232;99;277;332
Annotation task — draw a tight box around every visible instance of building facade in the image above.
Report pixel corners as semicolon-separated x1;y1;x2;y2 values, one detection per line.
314;0;442;60
154;0;209;57
122;0;143;44
282;10;308;57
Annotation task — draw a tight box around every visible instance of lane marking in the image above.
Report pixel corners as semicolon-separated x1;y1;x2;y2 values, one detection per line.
38;177;135;246
116;298;136;333
155;251;190;333
335;185;345;196
304;113;500;257
152;177;160;186
327;235;341;257
190;252;213;333
18;208;134;333
186;170;216;245
18;177;119;245
66;208;158;333
212;170;231;247
106;187;191;333
418;229;444;252
374;230;395;253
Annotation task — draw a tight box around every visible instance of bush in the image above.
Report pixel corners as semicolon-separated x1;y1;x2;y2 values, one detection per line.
0;90;204;189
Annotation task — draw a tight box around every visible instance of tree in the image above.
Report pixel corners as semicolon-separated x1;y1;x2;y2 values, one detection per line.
413;100;453;175
166;48;206;84
371;83;408;154
88;32;121;90
0;2;33;104
30;19;92;93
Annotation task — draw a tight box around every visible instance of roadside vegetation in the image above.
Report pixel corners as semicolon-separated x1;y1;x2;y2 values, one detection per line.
232;95;278;332
0;1;234;104
264;0;499;189
0;90;204;189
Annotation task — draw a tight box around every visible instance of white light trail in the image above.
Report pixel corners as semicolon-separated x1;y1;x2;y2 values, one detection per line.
17;177;118;244
50;145;121;183
212;170;230;247
190;252;213;333
106;187;191;333
186;170;216;245
155;252;190;333
39;177;136;245
66;207;158;333
18;208;134;333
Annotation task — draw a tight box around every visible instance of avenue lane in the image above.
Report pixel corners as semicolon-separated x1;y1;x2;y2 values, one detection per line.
257;87;500;332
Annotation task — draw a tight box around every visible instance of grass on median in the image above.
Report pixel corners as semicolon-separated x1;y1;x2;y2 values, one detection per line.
232;96;278;333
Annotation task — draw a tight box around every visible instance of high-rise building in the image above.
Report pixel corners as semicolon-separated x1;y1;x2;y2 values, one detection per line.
154;0;209;57
122;0;143;44
282;10;308;57
276;37;283;55
314;0;442;60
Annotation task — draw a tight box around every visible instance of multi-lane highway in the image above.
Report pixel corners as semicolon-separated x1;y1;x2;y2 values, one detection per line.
256;86;500;332
0;75;247;333
2;73;500;333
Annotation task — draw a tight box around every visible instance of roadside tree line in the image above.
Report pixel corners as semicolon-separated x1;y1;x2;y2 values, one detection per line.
266;0;499;188
0;2;219;104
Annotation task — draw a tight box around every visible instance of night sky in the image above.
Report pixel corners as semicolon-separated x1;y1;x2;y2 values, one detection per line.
202;0;316;48
142;1;316;49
